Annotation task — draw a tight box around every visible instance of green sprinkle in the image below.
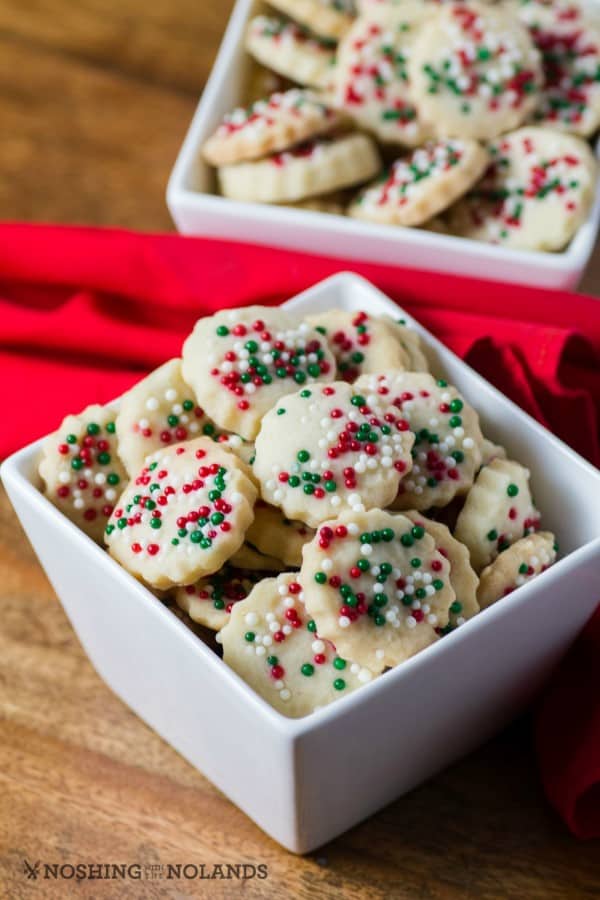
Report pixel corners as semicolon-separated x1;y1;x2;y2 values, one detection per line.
86;423;100;436
333;678;346;691
301;663;314;677
507;483;519;497
411;525;425;540
487;529;498;541
216;325;229;336
333;657;346;670
244;631;255;642
307;619;317;633
314;572;327;584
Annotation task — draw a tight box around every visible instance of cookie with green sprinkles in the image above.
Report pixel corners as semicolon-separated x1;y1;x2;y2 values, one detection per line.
39;403;128;543
331;12;432;147
307;309;412;381
116;359;250;477
300;508;455;672
409;2;543;139
454;458;541;573
404;511;479;630
218;572;373;717
477;530;557;609
253;381;415;528
447;127;597;250
245;16;337;89
383;317;430;372
349;139;487;226
355;371;484;510
267;0;355;40
104;437;257;590
245;500;315;567
174;565;267;631
182;306;336;441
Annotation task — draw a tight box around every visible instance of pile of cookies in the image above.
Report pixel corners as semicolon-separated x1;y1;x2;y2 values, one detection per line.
199;0;600;251
39;303;558;718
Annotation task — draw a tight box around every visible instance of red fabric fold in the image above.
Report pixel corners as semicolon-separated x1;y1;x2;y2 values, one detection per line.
1;222;599;836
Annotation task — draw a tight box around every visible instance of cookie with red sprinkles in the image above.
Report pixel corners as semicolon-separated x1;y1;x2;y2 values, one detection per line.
245;501;315;567
218;572;372;717
39;403;128;543
201;89;341;166
409;2;543;139
307;309;412;381
349;138;488;226
253;381;415;528
217;133;381;204
245;16;337;88
476;530;557;608
355;371;484;510
331;13;432;145
454;457;541;572
404;511;479;631
174;565;266;631
182;306;336;441
447;127;597;250
383;317;430;371
116;359;250;477
267;0;356;40
104;437;257;590
300;508;455;672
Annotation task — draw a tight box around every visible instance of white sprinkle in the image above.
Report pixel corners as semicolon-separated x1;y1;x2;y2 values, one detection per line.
146;396;159;411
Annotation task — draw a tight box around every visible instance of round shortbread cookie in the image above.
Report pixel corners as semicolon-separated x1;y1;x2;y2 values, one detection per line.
229;542;287;572
349;139;488;226
245;16;337;88
383;318;430;371
218;133;381;204
409;3;543;139
174;565;266;631
331;14;431;145
307;309;411;381
268;0;356;40
355;371;484;510
104;438;257;589
300;509;455;672
246;501;315;567
39;404;128;543
447;127;597;250
254;381;415;528
404;510;479;631
202;89;341;166
182;306;335;441
454;458;540;573
218;572;372;717
477;531;557;608
530;25;600;137
115;359;250;477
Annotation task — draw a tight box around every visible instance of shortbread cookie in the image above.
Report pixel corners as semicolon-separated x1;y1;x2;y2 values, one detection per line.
349;139;488;226
531;26;600;136
115;359;243;476
39;404;128;543
409;3;543;139
288;194;346;214
268;0;356;40
218;133;381;204
404;511;479;630
174;566;265;631
447;127;597;250
202;89;341;166
182;306;335;441
477;531;557;608
246;501;315;567
245;16;337;88
508;0;590;32
219;572;371;717
355;371;484;510
254;381;415;527
384;318;430;371
331;14;431;145
307;309;411;381
454;458;540;572
104;438;257;589
230;542;287;572
480;437;507;467
243;62;291;107
301;509;455;672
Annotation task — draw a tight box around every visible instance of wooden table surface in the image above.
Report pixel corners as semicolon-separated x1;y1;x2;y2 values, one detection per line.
1;2;599;898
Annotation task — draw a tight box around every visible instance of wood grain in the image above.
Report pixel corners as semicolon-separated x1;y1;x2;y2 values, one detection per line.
0;2;599;898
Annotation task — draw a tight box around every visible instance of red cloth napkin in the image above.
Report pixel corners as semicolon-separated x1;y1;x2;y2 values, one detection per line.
1;222;599;836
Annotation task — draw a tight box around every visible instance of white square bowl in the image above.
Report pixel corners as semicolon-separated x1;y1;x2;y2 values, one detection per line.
166;0;600;291
3;272;600;854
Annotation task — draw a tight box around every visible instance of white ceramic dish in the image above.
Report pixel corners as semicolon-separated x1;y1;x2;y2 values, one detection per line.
3;272;600;854
166;0;600;291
